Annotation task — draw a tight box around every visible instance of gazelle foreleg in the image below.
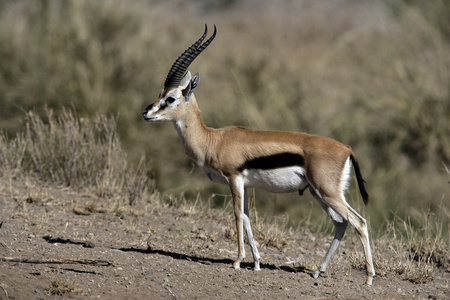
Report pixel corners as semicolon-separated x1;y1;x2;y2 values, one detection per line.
229;175;245;270
243;189;261;270
229;176;261;270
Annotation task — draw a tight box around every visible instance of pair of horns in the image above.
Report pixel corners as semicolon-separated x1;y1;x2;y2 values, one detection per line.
164;24;217;89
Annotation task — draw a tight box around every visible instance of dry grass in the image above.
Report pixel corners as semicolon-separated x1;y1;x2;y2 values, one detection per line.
1;108;153;207
46;279;81;296
0;0;448;285
0;99;448;285
352;244;436;284
0;1;448;231
350;204;449;284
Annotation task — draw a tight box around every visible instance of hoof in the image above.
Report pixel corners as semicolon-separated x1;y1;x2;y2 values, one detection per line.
233;261;241;270
254;261;261;271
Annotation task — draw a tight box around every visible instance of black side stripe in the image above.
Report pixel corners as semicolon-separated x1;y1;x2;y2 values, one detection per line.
237;152;305;172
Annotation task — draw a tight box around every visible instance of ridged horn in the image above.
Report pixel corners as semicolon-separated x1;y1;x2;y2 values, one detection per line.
164;24;217;88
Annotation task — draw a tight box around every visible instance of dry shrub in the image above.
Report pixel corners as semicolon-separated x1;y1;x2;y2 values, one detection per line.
350;249;435;284
0;132;27;178
410;237;448;269
353;208;449;284
254;215;290;250
403;206;449;272
24;109;125;191
399;259;435;284
0;108;154;206
46;279;81;296
221;205;289;250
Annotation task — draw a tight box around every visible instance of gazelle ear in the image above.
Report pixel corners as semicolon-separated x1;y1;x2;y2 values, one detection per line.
190;72;200;91
182;72;200;102
180;71;191;89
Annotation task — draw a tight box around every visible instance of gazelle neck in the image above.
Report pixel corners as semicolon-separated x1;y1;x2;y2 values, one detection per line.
173;94;212;166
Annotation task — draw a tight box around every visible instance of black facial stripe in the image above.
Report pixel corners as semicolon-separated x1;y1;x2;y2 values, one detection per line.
159;101;168;110
144;103;154;111
238;152;305;172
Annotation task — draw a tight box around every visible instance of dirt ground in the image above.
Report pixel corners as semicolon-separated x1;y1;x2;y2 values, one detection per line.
0;176;448;299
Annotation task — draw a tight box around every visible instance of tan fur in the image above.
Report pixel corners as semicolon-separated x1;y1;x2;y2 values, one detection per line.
175;95;350;186
143;82;375;285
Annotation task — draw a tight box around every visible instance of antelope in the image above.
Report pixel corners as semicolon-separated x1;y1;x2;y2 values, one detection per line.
142;25;375;285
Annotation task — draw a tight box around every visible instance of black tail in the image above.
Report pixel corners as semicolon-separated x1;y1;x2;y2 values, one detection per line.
350;153;369;205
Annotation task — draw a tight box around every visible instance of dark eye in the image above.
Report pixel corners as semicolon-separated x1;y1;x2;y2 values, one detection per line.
166;97;176;104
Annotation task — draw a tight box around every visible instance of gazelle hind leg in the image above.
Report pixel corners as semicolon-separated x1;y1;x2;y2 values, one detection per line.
311;189;375;285
310;190;348;278
243;189;261;270
346;205;376;285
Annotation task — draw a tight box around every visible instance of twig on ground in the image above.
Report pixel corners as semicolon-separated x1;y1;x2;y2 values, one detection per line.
0;256;113;266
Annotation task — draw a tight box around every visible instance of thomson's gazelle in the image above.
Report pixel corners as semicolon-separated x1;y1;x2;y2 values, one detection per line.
143;25;375;285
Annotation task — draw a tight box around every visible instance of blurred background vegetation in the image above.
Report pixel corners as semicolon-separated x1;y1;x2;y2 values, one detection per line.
0;0;448;237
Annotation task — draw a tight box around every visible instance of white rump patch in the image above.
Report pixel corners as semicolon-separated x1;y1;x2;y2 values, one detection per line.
340;157;352;199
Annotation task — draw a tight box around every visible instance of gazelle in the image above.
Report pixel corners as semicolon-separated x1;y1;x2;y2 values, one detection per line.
143;25;375;285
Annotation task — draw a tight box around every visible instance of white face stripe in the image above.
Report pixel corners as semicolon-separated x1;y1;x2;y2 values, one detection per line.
143;87;184;122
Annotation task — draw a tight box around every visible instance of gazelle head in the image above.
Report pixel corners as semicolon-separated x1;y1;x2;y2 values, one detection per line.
143;25;216;122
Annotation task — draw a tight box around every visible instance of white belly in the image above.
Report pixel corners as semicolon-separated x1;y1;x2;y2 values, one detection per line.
242;167;308;193
201;164;308;193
